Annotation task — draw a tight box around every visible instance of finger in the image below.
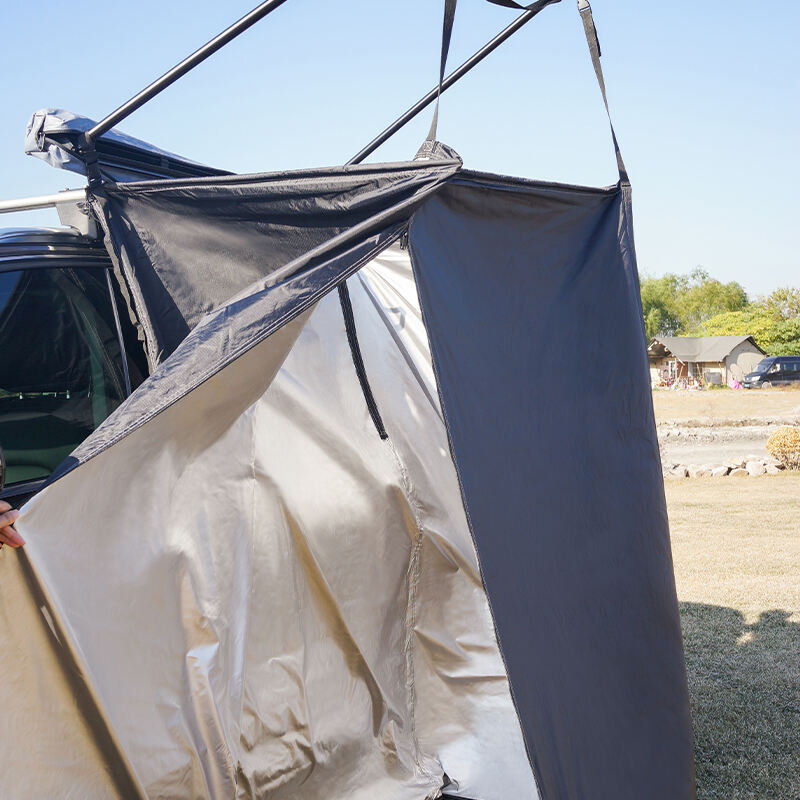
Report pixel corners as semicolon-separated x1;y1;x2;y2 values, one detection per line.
0;509;19;529
0;524;25;548
0;500;11;514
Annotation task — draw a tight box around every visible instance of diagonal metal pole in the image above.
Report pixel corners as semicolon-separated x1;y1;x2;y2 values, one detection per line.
347;0;560;165
86;0;291;143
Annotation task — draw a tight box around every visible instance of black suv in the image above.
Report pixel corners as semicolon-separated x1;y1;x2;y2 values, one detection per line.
742;356;800;389
1;110;227;506
0;228;148;505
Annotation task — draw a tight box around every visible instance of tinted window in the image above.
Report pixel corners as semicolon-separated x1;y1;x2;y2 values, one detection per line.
0;267;138;485
752;359;774;374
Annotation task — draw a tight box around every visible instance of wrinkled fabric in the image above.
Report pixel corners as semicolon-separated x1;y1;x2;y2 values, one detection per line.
357;247;541;800
409;171;695;799
92;150;461;368
1;164;694;798
5;273;529;798
24;108;226;183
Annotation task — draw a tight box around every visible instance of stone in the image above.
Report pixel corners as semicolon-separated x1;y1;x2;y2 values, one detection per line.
746;461;766;476
729;468;748;477
670;466;689;478
766;465;782;475
711;466;729;477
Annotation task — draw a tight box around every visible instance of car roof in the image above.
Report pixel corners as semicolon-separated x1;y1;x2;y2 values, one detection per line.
0;227;109;272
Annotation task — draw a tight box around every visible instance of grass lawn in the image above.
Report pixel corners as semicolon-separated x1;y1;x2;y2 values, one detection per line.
666;473;800;799
654;388;800;424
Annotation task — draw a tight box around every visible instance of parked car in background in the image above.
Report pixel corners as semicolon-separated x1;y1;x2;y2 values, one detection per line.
742;356;800;389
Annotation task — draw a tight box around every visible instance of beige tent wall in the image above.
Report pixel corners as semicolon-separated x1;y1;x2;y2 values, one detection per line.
2;246;536;799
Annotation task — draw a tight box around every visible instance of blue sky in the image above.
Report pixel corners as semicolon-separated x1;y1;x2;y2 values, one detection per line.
1;0;797;297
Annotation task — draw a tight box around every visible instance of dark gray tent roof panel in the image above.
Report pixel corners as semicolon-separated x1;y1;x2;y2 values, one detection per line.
93;150;461;368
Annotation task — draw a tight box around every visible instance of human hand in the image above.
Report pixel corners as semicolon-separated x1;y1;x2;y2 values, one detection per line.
0;501;24;548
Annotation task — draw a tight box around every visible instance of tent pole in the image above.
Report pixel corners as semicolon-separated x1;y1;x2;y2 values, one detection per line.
86;0;291;143
347;1;559;165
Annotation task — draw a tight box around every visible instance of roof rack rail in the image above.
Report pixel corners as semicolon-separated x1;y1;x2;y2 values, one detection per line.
0;188;96;237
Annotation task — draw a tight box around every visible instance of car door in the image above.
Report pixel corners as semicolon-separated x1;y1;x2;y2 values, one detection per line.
0;230;147;505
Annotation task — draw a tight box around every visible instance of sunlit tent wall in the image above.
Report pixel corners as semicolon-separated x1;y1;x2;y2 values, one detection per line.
0;3;695;799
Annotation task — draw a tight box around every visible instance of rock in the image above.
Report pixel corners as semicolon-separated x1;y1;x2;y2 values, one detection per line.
729;468;749;477
766;464;782;475
711;466;729;477
689;464;712;478
671;466;689;478
745;454;762;464
746;461;766;476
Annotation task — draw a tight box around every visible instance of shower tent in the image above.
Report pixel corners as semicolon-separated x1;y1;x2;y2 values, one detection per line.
0;2;695;798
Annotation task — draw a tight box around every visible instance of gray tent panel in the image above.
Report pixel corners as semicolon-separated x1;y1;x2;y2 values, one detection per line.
24;108;228;182
93;149;461;368
409;171;695;799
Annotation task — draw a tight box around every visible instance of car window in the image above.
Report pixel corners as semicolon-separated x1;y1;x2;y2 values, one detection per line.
0;267;138;486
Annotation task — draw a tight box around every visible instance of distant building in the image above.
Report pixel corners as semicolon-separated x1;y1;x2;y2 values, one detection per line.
648;335;765;386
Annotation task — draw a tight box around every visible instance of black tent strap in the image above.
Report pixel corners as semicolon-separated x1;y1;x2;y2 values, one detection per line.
426;0;459;144
337;282;388;440
342;0;455;440
577;0;628;183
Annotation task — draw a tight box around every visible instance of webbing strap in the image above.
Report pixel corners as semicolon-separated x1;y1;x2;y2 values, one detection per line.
338;0;459;440
337;281;388;440
425;0;459;144
577;0;629;183
487;0;628;184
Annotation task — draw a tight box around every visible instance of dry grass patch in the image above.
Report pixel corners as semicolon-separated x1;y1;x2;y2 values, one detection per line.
667;473;800;799
654;388;800;425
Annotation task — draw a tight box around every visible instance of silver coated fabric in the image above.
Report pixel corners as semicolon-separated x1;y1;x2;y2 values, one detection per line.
2;245;540;798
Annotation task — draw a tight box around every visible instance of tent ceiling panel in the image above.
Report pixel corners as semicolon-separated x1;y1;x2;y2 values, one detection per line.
92;149;461;368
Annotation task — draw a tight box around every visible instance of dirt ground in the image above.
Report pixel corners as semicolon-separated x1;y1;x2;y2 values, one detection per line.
667;474;800;799
653;387;800;425
654;388;800;467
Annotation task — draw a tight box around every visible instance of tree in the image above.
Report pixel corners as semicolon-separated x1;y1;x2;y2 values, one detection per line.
761;287;800;320
639;268;748;338
695;308;800;356
640;276;681;338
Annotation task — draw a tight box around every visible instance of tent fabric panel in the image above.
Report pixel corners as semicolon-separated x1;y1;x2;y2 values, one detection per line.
0;549;140;798
409;176;695;799
356;247;540;800
24;108;226;183
8;292;448;799
50;222;406;482
7;314;309;798
93;151;461;367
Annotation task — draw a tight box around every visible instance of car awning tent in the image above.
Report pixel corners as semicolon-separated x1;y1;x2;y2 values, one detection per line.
0;2;695;799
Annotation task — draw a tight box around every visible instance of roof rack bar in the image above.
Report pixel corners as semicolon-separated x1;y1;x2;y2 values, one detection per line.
0;189;87;214
86;0;291;143
348;1;559;165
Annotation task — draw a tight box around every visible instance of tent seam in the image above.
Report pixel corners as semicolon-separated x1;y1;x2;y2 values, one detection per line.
406;224;545;800
386;437;439;785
